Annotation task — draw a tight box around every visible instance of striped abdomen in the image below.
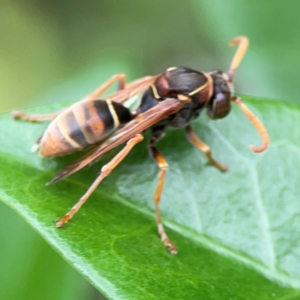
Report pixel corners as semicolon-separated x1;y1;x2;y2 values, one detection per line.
39;99;132;157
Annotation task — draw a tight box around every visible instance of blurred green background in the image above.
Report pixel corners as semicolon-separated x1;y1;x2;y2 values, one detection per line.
1;1;300;299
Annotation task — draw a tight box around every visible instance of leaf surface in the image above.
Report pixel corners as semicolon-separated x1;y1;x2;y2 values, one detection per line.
1;97;300;299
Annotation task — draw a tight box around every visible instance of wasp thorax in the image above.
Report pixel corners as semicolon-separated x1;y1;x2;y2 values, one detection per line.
207;70;232;119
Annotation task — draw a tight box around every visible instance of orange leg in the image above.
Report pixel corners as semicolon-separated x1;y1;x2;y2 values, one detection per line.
228;36;249;81
149;145;177;255
185;125;227;172
231;96;269;153
12;74;127;122
12;110;63;122
56;134;143;227
81;73;126;102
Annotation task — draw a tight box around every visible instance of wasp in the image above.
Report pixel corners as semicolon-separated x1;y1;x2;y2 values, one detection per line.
13;36;269;254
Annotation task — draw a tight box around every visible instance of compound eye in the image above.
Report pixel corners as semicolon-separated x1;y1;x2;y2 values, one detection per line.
207;93;231;119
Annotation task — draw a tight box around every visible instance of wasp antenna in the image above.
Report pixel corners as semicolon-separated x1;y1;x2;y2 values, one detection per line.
228;36;249;82
232;97;269;153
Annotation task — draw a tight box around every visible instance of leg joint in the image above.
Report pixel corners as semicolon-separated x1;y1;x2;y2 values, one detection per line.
159;164;168;171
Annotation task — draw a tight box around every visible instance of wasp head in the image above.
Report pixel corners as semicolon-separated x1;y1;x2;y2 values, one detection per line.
206;70;232;119
206;36;249;120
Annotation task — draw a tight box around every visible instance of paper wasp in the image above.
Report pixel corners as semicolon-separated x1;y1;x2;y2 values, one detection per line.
13;36;269;254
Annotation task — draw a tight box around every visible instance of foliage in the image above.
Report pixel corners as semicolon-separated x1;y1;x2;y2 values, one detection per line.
1;97;300;299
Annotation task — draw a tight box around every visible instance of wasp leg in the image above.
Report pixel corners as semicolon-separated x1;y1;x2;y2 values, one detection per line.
185;125;228;172
12;74;127;122
56;133;144;227
82;73;126;102
149;142;177;255
12;110;63;122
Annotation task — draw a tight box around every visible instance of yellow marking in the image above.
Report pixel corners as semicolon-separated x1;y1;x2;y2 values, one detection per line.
56;113;82;148
106;99;120;127
177;94;191;103
167;67;177;72
188;81;208;96
204;73;213;100
151;84;160;99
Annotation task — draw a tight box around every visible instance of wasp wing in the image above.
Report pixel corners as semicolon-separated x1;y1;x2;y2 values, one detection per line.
107;75;160;103
48;98;186;184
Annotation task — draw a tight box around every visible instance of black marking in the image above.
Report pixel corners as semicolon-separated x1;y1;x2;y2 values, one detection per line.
111;102;132;125
138;89;159;114
93;100;115;132
65;111;89;147
82;105;95;137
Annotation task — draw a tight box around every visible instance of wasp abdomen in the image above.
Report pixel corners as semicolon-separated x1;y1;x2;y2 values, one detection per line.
39;99;132;157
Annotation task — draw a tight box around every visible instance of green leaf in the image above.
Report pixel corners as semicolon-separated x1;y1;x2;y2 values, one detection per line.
1;96;300;299
0;202;91;300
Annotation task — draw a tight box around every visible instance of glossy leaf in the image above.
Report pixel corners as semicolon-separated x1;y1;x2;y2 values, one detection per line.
1;97;300;299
